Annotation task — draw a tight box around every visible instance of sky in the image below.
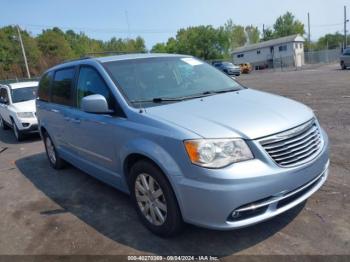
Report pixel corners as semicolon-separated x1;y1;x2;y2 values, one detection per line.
1;0;349;49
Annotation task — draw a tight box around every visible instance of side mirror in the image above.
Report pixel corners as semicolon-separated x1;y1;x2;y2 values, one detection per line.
81;94;112;114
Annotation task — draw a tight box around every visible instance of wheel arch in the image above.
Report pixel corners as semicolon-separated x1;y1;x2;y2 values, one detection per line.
120;139;185;213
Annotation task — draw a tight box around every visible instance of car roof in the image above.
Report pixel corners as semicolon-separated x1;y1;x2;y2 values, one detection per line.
7;81;38;89
48;53;192;72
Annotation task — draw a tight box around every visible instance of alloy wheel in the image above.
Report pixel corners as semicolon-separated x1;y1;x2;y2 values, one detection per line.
134;173;167;226
13;124;19;139
45;136;56;164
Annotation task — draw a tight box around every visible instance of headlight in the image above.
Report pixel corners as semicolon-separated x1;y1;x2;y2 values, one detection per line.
17;112;34;118
184;139;254;168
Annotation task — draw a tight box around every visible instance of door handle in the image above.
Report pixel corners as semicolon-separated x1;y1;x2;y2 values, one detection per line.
50;109;60;113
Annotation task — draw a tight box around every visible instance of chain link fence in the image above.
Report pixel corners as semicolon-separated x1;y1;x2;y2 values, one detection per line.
304;48;341;64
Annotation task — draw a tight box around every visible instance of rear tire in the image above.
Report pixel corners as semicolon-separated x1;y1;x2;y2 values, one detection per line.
129;160;184;237
43;132;66;169
341;61;346;70
12;120;24;141
0;116;9;130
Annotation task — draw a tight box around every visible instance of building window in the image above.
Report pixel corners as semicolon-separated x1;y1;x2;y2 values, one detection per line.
299;43;303;49
279;45;287;52
257;50;261;54
237;54;244;58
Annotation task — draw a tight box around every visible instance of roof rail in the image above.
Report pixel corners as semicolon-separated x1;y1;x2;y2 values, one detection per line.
62;56;94;63
85;50;147;57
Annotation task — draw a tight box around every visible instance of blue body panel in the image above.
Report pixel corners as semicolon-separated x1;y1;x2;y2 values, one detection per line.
36;54;330;229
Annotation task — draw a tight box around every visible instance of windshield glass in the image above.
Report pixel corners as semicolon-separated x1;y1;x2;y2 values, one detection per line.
222;62;235;67
11;86;38;103
103;57;243;106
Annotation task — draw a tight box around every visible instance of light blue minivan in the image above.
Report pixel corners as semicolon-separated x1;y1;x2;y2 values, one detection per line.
36;54;329;236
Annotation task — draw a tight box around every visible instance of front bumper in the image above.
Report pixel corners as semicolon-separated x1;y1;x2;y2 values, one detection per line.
226;69;241;76
172;129;329;230
16;117;39;133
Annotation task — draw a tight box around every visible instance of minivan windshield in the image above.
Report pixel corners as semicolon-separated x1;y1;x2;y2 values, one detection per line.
11;86;37;103
103;57;243;106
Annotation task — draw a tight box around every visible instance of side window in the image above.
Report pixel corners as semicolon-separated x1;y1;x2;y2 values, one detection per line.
76;66;114;109
0;88;4;103
279;45;287;52
0;88;9;104
38;71;53;102
52;68;75;106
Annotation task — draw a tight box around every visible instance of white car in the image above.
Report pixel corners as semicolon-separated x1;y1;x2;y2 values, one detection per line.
0;81;39;141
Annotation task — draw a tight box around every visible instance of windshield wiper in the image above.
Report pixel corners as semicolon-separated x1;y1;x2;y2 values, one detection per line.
131;88;240;104
131;97;186;104
201;88;239;95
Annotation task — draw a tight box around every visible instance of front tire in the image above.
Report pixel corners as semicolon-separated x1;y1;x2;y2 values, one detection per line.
43;132;66;169
130;160;184;237
0;116;9;130
12;120;24;141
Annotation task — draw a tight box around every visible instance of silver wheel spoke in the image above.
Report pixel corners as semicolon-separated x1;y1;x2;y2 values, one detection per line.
154;206;165;223
143;202;150;215
136;194;148;202
135;181;146;194
152;189;162;198
150;206;157;223
148;176;155;192
140;174;150;191
155;199;167;212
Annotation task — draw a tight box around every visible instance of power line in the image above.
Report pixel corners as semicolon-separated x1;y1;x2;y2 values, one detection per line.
21;23;176;34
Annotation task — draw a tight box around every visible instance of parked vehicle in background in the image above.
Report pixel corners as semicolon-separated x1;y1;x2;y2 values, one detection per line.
212;61;241;76
36;54;329;237
340;48;350;69
0;82;39;141
240;63;252;74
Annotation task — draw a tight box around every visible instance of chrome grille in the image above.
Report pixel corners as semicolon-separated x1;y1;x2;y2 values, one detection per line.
259;119;323;167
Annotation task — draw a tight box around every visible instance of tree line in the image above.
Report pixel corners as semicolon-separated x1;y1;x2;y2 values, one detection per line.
0;12;348;80
0;26;146;80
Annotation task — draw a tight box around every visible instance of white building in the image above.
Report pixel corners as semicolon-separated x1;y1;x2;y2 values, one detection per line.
232;34;305;69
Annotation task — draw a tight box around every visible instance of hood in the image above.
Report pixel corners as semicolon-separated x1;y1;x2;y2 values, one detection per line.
145;89;314;139
11;99;36;113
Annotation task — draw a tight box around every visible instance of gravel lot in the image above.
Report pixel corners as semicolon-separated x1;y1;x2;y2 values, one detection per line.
0;63;349;258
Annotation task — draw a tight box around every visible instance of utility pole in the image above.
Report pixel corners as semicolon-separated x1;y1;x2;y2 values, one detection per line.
307;12;311;44
16;25;30;79
262;24;265;40
345;6;348;48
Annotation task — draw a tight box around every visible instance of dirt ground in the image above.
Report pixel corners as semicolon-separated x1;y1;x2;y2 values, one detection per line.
0;63;349;259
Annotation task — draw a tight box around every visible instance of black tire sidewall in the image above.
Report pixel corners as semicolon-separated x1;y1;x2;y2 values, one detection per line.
129;160;183;237
0;116;9;130
12;120;23;141
43;132;65;169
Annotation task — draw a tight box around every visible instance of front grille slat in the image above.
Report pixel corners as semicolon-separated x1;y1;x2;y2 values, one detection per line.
260;119;323;167
266;132;320;154
262;125;318;149
269;136;320;159
273;141;321;162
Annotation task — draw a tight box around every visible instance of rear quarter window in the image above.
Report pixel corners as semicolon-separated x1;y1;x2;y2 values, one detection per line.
38;71;53;102
52;68;75;106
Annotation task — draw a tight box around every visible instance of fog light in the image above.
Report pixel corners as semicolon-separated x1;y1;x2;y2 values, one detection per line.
22;123;30;127
231;211;241;219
